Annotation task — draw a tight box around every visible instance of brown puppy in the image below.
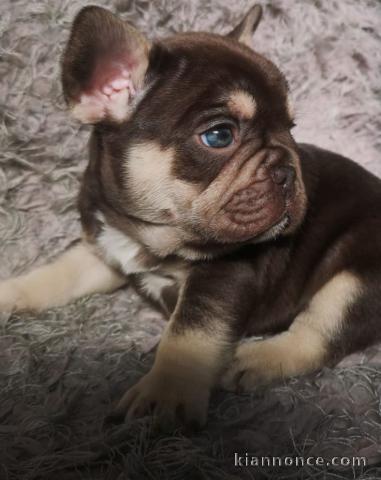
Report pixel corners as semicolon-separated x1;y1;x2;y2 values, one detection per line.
1;5;381;428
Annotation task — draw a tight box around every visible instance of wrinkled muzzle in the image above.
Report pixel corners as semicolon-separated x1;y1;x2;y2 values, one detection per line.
190;147;306;243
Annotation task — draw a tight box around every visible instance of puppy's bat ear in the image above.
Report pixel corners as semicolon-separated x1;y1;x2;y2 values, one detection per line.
61;6;149;124
227;4;263;47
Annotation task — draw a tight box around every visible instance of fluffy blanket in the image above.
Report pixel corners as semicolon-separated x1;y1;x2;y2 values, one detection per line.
1;0;381;479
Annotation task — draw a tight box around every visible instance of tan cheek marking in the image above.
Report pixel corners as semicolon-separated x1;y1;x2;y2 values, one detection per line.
125;141;197;215
125;141;201;257
126;142;175;212
227;90;256;120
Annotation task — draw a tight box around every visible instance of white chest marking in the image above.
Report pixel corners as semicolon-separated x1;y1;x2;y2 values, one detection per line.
96;214;149;276
139;273;176;302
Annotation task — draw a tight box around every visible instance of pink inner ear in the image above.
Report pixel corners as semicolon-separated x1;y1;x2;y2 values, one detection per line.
91;59;136;97
72;60;137;123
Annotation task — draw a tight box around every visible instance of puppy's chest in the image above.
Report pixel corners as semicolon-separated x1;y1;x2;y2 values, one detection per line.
95;218;188;307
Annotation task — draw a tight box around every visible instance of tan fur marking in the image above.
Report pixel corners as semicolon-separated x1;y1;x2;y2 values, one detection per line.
0;242;126;312
228;90;256;119
126;142;197;217
117;319;232;425
222;271;361;390
139;225;183;257
125;141;201;257
139;272;176;303
155;323;231;382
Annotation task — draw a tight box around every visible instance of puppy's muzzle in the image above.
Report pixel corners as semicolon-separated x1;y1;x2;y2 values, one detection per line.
189;146;304;243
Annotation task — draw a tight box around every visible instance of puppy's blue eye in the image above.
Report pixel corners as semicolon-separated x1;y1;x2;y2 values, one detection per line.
200;125;234;148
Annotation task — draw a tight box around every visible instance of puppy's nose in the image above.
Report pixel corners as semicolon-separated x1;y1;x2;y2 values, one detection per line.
271;165;296;190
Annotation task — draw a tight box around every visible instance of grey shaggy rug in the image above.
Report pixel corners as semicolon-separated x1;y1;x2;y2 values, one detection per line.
1;0;381;479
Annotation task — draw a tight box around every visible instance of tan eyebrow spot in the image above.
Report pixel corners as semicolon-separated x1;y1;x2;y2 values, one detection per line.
227;90;256;119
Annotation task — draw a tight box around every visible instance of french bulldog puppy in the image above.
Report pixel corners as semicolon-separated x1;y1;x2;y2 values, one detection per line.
1;4;381;428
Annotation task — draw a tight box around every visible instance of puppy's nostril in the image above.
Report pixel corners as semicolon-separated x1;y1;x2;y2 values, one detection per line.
271;165;295;190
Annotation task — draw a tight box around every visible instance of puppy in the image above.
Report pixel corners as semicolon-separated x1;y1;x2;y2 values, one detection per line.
1;4;381;428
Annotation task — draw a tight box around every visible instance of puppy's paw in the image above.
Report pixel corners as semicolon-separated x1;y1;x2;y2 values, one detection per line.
115;368;210;429
221;340;285;392
0;280;25;312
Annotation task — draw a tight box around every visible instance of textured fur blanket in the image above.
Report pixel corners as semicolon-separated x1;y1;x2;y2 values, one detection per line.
1;0;381;479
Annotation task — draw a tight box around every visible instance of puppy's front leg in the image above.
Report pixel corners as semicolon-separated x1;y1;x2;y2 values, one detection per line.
116;263;252;427
0;241;126;312
222;270;362;391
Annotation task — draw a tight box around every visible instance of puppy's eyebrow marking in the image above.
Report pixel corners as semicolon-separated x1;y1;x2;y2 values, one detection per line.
227;90;256;120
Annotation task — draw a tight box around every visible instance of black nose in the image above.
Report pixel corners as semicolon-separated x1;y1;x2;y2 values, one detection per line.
271;165;296;191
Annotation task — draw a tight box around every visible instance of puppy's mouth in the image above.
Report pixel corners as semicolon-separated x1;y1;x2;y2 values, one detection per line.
252;214;291;243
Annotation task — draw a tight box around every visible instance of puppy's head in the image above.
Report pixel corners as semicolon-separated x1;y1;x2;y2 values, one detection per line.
62;5;306;256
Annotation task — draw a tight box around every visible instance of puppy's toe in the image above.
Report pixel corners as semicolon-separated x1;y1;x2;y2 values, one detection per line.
114;384;139;417
236;367;268;391
221;362;268;392
220;341;279;392
220;363;243;392
114;369;209;429
155;392;208;431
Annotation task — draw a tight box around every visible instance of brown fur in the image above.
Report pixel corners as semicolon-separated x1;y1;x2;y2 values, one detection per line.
1;5;381;428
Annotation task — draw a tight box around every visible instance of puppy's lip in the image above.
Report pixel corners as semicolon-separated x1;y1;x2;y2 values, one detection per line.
232;211;290;244
251;213;290;243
